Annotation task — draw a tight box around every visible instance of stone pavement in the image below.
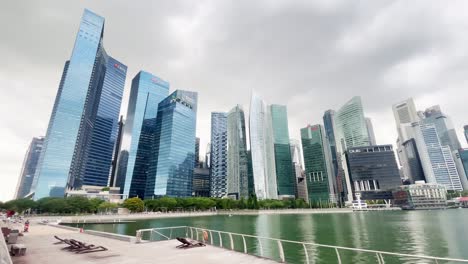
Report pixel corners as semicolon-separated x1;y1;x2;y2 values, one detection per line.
11;224;278;264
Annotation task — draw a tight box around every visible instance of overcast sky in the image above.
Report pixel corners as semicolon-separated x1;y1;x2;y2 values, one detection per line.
1;0;468;201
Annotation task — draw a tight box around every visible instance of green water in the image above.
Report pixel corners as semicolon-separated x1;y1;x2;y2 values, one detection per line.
71;209;468;263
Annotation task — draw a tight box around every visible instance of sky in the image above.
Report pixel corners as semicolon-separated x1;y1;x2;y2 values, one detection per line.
1;0;468;202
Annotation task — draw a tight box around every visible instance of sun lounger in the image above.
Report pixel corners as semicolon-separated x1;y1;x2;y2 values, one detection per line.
176;237;205;249
53;236;107;253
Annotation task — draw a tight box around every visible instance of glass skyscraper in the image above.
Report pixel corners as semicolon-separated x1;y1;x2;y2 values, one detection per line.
464;125;468;145
33;10;126;199
120;71;170;198
301;125;335;204
209;112;228;198
365;117;376;145
270;105;295;198
249;93;277;200
334;96;370;202
15;137;44;199
227;105;249;199
422;105;461;151
145;90;198;198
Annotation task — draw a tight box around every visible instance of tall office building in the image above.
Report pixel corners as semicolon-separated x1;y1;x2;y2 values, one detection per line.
365;118;377;145
393;98;420;139
464;125;468;145
422;105;461;151
301;125;335;204
249;93;278;199
334;96;370;202
270;105;295;198
412;123;463;191
195;137;200;168
210;112;228;198
290;139;307;201
227;105;249;199
15;137;44;199
120;71;170;198
452;150;468;190
109;116;124;187
145;90;198;198
33;10;127;199
346;145;401;200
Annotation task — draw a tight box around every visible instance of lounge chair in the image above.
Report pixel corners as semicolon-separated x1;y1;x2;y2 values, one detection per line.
53;236;107;254
175;237;205;249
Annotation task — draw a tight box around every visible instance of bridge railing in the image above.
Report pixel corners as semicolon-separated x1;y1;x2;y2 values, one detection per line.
136;226;468;264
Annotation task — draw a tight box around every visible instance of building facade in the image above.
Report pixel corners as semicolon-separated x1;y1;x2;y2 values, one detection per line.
144;90;198;198
345;145;401;200
464;125;468;145
193;167;210;197
33;10;126;199
249;93;278;199
365;117;376;145
301;125;336;204
227;105;249;199
422;105;461;151
393;182;447;210
210;112;228;198
120;71;170;198
15;137;44;199
270;105;295;198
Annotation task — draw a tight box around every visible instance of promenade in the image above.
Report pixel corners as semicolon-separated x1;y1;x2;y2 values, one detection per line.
12;224;278;264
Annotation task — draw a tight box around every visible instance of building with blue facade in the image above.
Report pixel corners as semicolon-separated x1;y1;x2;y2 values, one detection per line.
15;137;44;199
33;10;126;199
119;71;170;198
210;112;228;198
145;90;198;198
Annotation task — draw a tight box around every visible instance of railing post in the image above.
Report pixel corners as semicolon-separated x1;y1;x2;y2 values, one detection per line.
169;228;172;240
303;243;310;264
277;240;285;262
196;229;199;241
378;253;385;264
190;227;193;239
376;253;382;264
258;238;263;257
218;232;223;247
209;231;213;245
135;230;142;244
229;233;234;250
242;235;247;253
335;248;342;264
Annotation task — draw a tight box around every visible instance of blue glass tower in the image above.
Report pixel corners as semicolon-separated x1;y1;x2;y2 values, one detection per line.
145;90;198;198
15;137;44;199
34;9;126;199
120;72;170;198
210;112;228;198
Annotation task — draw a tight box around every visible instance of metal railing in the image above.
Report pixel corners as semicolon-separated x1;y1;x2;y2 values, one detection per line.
136;226;468;263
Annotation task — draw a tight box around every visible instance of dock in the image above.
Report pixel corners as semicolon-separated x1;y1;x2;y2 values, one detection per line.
11;224;278;264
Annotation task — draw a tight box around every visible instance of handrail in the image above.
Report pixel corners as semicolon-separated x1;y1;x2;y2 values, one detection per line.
136;226;468;263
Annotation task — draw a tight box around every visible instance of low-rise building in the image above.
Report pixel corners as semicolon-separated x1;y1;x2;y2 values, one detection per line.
66;185;125;203
393;181;447;210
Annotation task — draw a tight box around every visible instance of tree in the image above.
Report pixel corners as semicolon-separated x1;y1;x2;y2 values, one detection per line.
123;197;144;212
98;202;118;212
66;196;92;213
101;187;110;191
7;199;36;213
89;198;104;213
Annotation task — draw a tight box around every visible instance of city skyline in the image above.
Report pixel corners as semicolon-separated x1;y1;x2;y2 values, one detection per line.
3;2;468;201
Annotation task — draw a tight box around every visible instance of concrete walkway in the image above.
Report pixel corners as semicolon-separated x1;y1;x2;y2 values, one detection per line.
12;224;278;264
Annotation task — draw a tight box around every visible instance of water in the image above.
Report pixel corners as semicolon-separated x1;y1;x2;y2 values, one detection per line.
71;209;468;263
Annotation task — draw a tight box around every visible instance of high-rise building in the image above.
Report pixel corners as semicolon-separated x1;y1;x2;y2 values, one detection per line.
195;137;200;168
301;125;335;204
145;90;198;198
334;96;370;202
15;137;44;199
412;123;462;191
401;138;426;183
210;112;228;198
345;145;401;200
270;105;295;198
226;105;249;199
392;98;420;139
290;139;307;201
109;116;124;187
464;125;468;145
422;105;461;151
365;117;376;145
205;143;211;168
452;150;468;190
193;166;210;197
33;10;127;199
119;71;170;198
249;93;278;199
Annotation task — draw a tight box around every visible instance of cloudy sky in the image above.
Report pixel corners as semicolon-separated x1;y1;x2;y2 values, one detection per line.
1;0;468;201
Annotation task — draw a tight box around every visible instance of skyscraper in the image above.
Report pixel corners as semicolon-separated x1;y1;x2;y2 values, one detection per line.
227;105;249;199
249;93;278;199
290;139;307;201
365;117;377;145
33;10;127;199
346;145;401;200
15;137;44;199
120;71;170;198
301;125;335;204
334;96;370;202
195;137;200;168
464;125;468;145
270;105;295;198
412;123;463;191
210;112;228;198
145;90;198;198
422;105;461;151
